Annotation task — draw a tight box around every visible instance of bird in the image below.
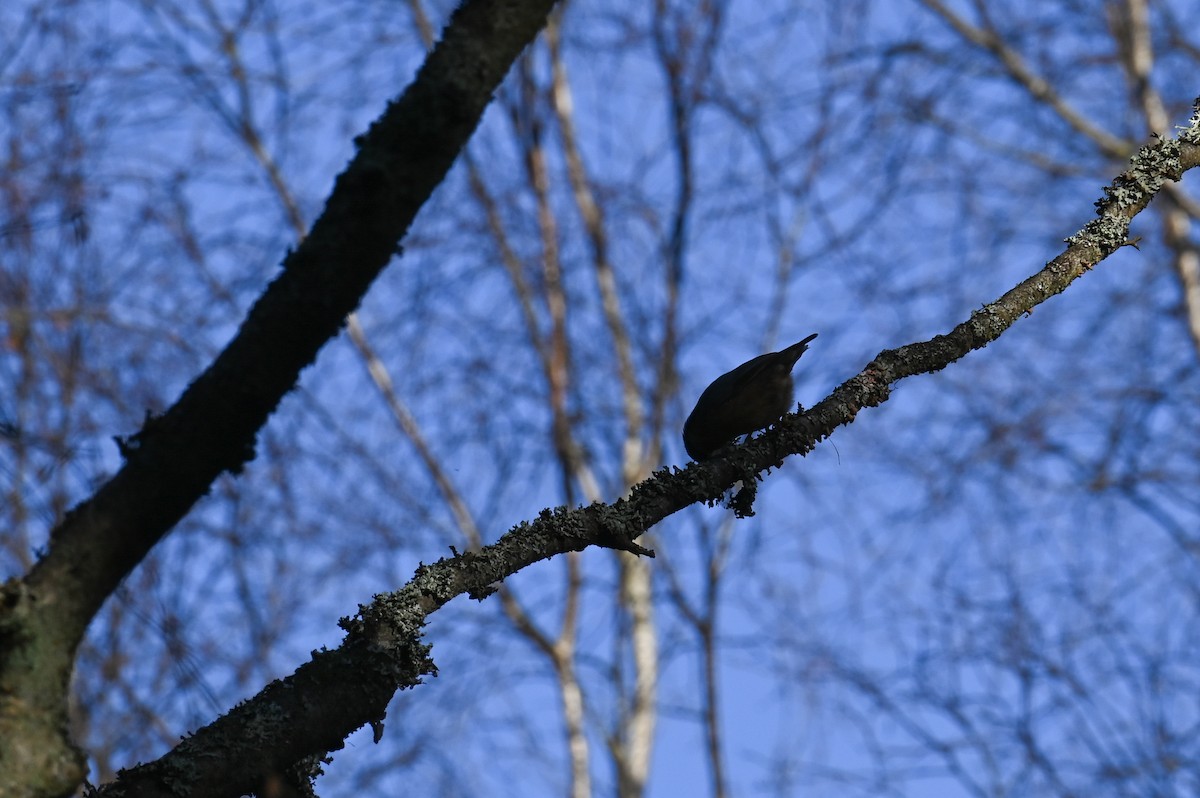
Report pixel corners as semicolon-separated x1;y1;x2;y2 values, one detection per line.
683;333;819;460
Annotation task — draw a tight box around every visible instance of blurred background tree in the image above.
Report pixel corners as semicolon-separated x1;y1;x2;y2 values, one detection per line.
2;0;1198;795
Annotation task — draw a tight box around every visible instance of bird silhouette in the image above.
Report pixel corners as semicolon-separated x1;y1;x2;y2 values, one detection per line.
683;333;818;460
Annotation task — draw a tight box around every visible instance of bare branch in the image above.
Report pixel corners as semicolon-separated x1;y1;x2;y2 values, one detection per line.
0;0;561;792
92;105;1200;797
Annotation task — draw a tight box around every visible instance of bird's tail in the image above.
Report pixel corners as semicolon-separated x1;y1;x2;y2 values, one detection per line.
780;332;819;366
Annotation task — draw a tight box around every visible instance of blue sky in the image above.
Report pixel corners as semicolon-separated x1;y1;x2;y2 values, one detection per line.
4;0;1200;795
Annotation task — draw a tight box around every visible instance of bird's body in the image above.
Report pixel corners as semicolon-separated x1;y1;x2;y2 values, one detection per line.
683;333;818;460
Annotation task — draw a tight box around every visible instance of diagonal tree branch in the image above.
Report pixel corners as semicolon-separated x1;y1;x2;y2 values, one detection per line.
0;0;561;795
94;98;1200;798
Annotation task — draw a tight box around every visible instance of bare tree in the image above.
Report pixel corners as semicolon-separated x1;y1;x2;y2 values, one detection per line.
2;1;1200;797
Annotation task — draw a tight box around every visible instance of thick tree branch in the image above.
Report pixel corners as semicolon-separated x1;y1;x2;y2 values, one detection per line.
92;101;1200;798
0;0;560;794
